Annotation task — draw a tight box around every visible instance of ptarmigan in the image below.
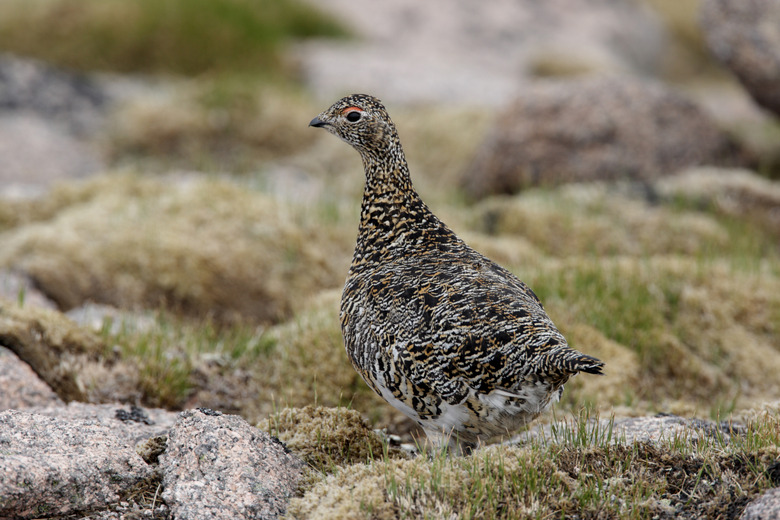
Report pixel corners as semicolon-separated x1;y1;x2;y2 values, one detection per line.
310;94;604;455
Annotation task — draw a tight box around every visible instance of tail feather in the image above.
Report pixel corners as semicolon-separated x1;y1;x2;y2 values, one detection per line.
574;354;605;375
549;347;605;376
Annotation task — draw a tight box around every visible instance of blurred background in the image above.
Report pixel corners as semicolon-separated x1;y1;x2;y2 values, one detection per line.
0;0;778;436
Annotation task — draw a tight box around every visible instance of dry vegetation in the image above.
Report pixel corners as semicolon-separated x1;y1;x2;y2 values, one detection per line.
1;89;779;518
283;406;780;519
1;98;778;517
0;0;347;77
1;1;779;517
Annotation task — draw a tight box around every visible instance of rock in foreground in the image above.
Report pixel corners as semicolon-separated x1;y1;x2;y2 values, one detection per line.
0;409;154;519
160;409;305;520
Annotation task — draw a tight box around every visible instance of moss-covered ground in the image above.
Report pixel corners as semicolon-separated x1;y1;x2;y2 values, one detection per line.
1;2;779;517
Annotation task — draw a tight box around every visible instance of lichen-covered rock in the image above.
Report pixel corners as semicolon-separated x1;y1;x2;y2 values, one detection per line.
0;409;154;519
0;53;107;132
701;0;780;117
160;409;305;520
27;402;178;448
461;77;743;198
741;487;780;520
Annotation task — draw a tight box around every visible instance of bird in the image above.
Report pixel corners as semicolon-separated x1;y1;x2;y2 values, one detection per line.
310;94;604;455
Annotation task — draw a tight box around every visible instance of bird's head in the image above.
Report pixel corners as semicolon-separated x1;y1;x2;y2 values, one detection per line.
309;94;399;161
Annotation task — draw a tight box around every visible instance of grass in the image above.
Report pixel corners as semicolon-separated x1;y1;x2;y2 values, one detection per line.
287;407;780;519
88;290;382;422
0;72;776;514
0;0;348;77
0;173;353;324
107;80;322;171
98;312;275;408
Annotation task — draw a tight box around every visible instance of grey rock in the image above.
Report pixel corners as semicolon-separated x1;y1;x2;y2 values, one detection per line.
66;302;158;336
0;113;105;197
461;77;743;198
0;54;109;196
0;346;63;410
28;401;178;448
0;53;107;134
701;0;780;117
0;409;154;519
741;487;780;520
160;409;305;520
0;269;58;310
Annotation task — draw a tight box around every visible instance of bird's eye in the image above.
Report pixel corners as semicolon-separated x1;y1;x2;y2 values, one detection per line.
345;110;362;122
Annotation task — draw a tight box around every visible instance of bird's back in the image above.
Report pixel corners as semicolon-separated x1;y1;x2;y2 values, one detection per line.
340;208;602;447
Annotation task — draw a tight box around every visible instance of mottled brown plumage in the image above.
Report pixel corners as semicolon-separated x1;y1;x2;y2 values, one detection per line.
310;94;604;454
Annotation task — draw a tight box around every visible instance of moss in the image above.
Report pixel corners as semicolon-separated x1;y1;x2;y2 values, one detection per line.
289;410;780;519
107;82;320;171
258;406;390;474
0;300;107;402
0;173;352;324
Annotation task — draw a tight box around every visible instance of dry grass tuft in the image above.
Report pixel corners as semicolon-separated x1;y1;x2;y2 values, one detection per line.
474;182;733;257
288;408;780;519
107;82;320;171
258;406;388;473
657;167;780;238
0;173;352;324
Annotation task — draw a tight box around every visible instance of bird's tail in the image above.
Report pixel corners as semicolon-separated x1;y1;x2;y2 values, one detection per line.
572;354;605;375
549;347;605;376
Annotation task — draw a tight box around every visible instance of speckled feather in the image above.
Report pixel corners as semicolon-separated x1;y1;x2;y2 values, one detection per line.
311;94;604;454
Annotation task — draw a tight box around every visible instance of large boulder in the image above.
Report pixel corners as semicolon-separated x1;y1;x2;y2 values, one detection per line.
0;409;154;519
460;77;743;198
0;405;304;519
701;0;780;117
160;409;305;520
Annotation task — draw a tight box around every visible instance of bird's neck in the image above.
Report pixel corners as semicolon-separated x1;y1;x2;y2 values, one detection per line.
361;150;415;199
354;151;438;258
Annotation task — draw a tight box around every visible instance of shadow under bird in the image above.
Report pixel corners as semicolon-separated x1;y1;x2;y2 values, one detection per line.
310;94;604;455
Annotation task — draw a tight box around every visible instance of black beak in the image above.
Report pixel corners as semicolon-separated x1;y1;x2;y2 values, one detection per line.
309;116;327;128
